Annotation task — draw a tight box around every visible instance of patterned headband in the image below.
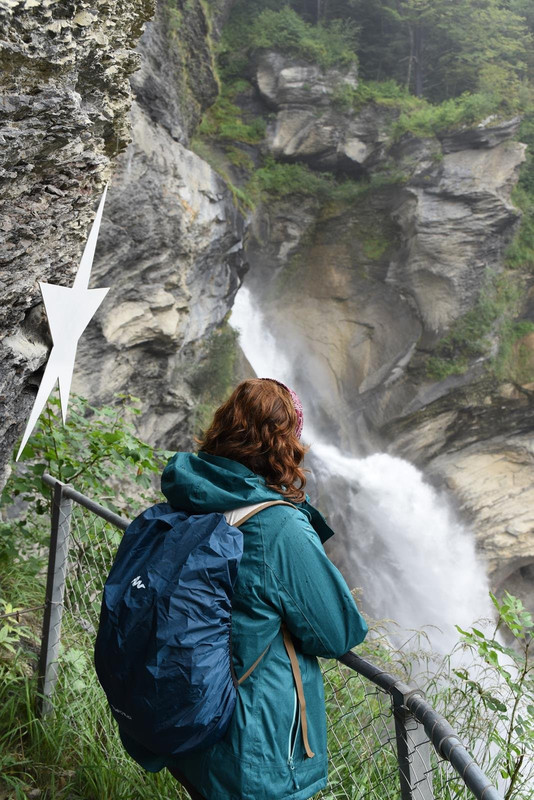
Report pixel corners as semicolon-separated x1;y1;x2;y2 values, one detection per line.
259;378;304;440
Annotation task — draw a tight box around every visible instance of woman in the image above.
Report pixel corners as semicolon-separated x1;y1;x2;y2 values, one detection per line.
161;378;367;800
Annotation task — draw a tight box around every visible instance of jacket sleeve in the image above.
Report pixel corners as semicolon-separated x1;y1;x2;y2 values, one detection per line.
263;509;368;659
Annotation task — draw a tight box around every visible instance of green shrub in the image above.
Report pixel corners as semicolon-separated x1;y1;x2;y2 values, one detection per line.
452;592;534;797
1;393;171;522
334;78;517;139
247;157;405;206
249;7;358;70
426;273;525;380
392;91;505;140
197;90;266;144
493;319;534;383
249;158;333;200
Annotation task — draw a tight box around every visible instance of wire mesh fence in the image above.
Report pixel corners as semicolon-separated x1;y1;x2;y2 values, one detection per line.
319;661;400;800
36;475;503;800
318;659;478;800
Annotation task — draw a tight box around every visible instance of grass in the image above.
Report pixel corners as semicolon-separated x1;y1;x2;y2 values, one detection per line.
248;157;406;205
425;272;528;381
0;661;187;799
196;84;266;145
0;510;186;800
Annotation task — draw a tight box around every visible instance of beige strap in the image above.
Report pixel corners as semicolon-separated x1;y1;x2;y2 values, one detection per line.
237;646;270;685
282;623;315;758
234;498;314;759
234;500;296;527
234;502;294;685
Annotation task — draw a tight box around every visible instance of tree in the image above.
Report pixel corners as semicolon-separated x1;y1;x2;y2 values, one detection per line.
330;0;531;103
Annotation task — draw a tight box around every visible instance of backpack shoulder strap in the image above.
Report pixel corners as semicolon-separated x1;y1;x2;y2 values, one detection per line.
233;500;296;528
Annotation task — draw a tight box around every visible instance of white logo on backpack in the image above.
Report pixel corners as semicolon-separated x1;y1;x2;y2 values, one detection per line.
131;576;146;589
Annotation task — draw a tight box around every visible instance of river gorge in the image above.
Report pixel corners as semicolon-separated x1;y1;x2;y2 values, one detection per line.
2;0;533;635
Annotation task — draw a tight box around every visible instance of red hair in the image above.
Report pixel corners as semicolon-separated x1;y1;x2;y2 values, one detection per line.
197;379;308;502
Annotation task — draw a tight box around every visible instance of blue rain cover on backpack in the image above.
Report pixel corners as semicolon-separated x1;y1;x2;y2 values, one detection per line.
94;502;243;763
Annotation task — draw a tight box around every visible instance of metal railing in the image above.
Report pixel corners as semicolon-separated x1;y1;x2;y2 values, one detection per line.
38;474;503;800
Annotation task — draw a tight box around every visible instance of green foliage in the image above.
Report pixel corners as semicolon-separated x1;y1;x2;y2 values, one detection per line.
332;76;416;113
506;112;534;273
454;592;534;797
493;319;534;384
219;1;358;78
250;7;358;70
250;158;334;200
392;91;507;139
336;0;532;106
248;157;406;206
190;323;239;435
426;273;525;380
331;75;514;138
197;86;266;145
1;394;171;520
0;400;179;798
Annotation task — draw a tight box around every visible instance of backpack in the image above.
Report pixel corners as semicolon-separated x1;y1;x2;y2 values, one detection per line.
94;499;295;760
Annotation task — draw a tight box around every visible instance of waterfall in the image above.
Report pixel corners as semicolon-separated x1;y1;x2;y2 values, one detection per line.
231;286;492;652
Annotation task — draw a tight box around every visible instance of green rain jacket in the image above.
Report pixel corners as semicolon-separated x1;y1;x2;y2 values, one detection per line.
157;451;368;800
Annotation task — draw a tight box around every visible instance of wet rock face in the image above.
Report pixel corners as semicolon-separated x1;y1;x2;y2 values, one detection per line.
0;0;154;488
246;190;421;451
72;0;246;451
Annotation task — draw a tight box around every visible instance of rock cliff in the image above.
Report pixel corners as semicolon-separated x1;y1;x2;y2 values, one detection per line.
0;0;244;490
231;51;534;605
73;0;246;450
0;0;154;488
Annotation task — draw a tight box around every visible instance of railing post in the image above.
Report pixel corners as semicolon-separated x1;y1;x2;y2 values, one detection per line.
37;480;72;716
393;686;434;800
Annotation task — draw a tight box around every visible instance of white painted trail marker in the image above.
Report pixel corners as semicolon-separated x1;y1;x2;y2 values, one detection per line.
16;186;110;461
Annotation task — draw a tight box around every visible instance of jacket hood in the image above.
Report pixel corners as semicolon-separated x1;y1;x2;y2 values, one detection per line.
161;451;335;543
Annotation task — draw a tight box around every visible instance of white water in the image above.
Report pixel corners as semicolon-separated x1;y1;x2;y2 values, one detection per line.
231;286;493;652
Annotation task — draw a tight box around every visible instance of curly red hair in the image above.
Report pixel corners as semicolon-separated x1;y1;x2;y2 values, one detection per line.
197;379;308;502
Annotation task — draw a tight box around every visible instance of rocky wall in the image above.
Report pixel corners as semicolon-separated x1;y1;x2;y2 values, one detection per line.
72;0;246;451
234;51;534;602
0;0;155;489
